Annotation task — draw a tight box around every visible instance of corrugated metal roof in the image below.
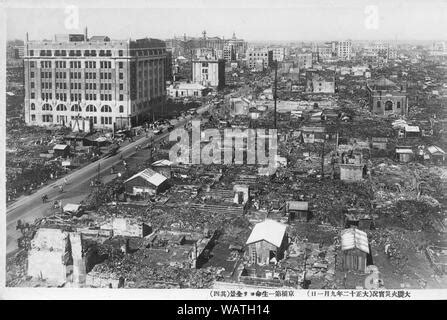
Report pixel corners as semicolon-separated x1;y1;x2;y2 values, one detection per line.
341;228;369;253
246;219;287;248
396;148;413;154
53;144;68;150
287;201;309;211
152;159;173;166
405;125;420;132
428;145;445;155
63;203;81;212
125;168;167;187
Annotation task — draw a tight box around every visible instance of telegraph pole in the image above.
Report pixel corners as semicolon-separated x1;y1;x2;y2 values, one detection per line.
274;59;278;129
321;134;325;178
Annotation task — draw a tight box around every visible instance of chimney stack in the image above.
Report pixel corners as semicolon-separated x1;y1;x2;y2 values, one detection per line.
84;26;88;41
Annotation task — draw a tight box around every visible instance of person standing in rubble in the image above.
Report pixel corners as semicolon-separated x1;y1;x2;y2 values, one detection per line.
385;243;391;258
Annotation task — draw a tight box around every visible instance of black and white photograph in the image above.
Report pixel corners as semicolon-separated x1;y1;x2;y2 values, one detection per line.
1;0;447;301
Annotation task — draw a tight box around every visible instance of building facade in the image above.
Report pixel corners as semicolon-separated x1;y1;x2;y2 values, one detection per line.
306;70;335;94
192;57;225;88
246;48;273;69
23;32;167;129
167;82;206;98
271;47;286;62
366;77;408;116
336;40;352;60
297;53;313;69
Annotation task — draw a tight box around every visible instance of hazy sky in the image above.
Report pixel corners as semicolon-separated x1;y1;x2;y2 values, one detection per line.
5;0;447;42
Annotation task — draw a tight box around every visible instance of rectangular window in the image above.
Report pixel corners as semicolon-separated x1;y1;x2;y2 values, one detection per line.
119;73;123;80
31;114;36;121
119;50;123;57
119;83;123;90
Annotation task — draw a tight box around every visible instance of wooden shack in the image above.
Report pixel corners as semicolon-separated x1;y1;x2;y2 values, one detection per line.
341;228;370;273
245;220;288;265
395;146;413;163
286;201;310;222
53;144;70;158
124;168;169;198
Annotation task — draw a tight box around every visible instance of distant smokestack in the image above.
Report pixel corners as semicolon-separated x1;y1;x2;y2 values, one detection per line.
26;32;29;42
84;26;88;41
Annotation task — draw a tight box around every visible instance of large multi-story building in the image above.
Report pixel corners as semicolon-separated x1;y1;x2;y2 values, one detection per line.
336;40;352;60
223;44;236;61
246;48;273;69
226;32;248;59
23;32;167;129
366;77;408;116
314;43;335;62
297;53;313;69
192;57;225;88
271;47;286;62
363;42;397;60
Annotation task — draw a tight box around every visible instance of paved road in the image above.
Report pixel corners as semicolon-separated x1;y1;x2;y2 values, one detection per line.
6;104;213;253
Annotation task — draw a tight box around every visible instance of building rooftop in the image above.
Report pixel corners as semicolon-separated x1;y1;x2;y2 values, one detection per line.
368;77;400;91
125;168;168;187
341;228;369;253
287;201;309;211
246;219;287;248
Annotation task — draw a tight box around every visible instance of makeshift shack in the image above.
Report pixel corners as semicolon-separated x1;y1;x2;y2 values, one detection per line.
286;201;310;222
124;168;169;198
53;144;70;157
427;145;446;164
340;228;370;273
151;159;173;178
395;146;413;163
62;203;83;215
245;220;288;265
404;125;421;138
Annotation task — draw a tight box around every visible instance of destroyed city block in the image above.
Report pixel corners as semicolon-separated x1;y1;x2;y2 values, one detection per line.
5;27;447;291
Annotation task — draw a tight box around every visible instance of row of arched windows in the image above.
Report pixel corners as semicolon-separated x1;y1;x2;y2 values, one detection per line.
31;103;124;113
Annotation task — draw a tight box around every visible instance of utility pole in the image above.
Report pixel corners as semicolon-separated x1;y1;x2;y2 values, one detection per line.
321;134;326;178
274;59;278;129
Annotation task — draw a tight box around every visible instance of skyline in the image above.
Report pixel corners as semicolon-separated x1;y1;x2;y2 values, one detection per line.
5;0;447;42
